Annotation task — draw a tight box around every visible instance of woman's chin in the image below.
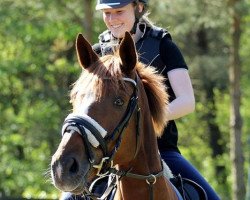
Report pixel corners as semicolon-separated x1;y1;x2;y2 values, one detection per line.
111;30;125;39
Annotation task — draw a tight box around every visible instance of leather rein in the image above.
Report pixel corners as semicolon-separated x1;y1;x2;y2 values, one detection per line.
61;75;164;200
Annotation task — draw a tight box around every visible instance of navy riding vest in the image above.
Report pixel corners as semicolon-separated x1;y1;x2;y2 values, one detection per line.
96;26;180;153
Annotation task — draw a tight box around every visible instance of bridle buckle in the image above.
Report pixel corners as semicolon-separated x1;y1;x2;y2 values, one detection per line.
146;174;157;185
93;157;113;177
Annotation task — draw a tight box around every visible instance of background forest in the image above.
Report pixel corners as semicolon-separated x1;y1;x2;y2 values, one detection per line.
0;0;250;199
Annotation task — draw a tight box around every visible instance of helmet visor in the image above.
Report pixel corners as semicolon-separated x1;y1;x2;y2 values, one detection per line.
96;0;132;10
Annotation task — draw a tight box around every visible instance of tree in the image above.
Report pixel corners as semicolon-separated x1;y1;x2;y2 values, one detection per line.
228;0;246;198
83;0;94;42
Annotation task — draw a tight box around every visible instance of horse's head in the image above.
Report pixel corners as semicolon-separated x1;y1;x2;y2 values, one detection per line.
50;32;169;196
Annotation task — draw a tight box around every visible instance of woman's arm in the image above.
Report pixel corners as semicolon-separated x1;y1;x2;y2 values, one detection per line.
166;68;195;120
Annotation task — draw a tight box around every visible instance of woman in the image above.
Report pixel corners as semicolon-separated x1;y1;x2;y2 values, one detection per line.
62;0;220;199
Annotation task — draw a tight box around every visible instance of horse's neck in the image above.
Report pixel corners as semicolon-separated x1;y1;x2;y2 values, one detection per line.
115;177;177;200
114;126;177;200
135;124;162;173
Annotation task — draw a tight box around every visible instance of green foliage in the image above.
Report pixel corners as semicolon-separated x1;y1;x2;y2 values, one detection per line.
150;0;249;199
0;0;84;198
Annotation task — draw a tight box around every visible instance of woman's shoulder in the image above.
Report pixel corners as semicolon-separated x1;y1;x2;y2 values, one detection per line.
143;25;181;55
159;34;188;70
147;25;172;40
142;24;172;42
159;32;178;55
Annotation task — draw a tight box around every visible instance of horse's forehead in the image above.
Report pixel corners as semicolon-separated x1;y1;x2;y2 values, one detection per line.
73;93;96;115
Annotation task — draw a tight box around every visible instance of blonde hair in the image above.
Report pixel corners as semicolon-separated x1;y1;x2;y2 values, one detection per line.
140;13;154;27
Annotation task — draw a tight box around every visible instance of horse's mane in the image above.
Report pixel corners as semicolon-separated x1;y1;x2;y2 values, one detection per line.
70;54;169;136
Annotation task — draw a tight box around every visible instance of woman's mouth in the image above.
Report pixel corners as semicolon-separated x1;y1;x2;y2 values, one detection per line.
111;24;123;29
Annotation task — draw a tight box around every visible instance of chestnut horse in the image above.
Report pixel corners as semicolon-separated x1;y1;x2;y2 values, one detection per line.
51;32;179;200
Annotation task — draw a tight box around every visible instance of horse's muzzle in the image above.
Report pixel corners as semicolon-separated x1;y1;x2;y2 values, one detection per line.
51;150;90;193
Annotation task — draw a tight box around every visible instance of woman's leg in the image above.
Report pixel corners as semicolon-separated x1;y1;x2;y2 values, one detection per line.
161;150;221;200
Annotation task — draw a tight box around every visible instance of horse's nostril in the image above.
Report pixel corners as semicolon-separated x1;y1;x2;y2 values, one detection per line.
69;158;79;174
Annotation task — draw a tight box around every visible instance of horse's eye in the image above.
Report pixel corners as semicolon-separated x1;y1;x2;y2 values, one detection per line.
114;97;124;106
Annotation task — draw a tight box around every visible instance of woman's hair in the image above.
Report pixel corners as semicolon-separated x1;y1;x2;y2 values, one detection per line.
132;0;154;27
140;12;154;27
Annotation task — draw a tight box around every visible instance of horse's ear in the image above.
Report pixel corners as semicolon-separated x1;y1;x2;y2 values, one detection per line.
76;33;99;69
119;32;137;74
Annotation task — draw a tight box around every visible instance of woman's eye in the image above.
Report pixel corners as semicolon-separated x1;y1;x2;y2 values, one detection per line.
104;12;111;17
114;98;124;106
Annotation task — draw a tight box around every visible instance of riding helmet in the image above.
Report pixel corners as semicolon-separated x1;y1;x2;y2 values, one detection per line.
96;0;148;10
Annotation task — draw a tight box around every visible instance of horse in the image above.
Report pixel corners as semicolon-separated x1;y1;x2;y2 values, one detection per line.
50;32;179;200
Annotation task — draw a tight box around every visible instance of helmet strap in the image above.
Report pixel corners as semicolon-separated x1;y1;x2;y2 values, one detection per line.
130;3;144;34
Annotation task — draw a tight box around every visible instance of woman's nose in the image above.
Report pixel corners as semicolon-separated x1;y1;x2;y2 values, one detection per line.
108;13;115;21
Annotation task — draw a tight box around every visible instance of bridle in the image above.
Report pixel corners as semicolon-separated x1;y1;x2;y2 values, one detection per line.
61;74;164;200
61;75;140;197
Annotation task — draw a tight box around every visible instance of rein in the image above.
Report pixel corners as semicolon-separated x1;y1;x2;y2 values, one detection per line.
109;164;165;200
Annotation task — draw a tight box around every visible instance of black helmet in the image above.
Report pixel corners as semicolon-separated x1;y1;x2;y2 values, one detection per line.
96;0;148;10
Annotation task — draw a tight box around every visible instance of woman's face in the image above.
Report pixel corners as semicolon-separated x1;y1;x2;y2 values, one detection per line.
102;3;136;38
